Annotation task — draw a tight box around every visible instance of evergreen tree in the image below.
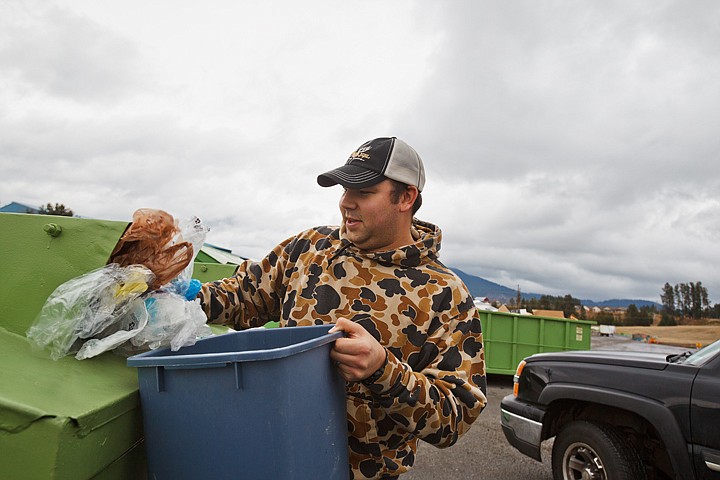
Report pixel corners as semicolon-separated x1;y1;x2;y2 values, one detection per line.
625;304;640;326
660;281;712;321
659;312;677;326
701;288;710;315
680;283;691;317
660;283;675;314
38;203;74;217
561;294;576;318
690;282;703;319
595;311;615;325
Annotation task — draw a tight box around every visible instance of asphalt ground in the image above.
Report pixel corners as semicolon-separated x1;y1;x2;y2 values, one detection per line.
403;335;692;479
404;372;554;480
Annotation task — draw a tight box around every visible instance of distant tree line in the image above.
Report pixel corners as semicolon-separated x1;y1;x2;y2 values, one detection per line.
515;294;584;320
518;283;718;327
507;281;719;327
513;294;656;325
660;282;719;321
39;203;74;216
509;295;683;328
574;303;656;327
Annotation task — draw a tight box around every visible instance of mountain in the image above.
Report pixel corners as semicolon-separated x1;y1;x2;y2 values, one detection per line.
451;268;520;301
451;268;661;308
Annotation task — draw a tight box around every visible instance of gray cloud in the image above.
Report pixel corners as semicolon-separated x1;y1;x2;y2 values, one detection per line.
2;1;719;304
391;1;720;302
405;1;720;182
0;3;142;102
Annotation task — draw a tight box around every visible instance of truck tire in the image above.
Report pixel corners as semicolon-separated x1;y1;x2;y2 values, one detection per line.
552;420;646;480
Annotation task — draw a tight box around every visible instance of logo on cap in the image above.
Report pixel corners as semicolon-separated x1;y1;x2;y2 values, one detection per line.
348;146;372;163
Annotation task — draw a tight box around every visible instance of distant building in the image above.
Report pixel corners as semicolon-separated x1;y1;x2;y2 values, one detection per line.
473;297;498;312
0;202;39;214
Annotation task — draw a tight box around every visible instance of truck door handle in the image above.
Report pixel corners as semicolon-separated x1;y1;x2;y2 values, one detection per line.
704;451;720;472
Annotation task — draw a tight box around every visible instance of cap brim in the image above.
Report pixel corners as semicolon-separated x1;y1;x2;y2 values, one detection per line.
317;164;386;189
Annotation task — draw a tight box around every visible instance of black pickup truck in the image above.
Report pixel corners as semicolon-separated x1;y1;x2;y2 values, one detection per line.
500;339;720;480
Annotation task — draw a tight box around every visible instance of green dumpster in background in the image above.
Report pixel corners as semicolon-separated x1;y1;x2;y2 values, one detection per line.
192;261;238;284
480;310;595;375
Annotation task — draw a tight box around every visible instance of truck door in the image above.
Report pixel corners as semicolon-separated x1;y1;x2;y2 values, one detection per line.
691;351;720;479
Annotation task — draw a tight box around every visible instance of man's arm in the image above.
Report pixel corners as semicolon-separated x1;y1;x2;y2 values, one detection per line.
197;238;292;329
330;310;487;448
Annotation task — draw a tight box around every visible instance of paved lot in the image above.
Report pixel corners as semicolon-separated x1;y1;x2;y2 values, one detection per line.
403;335;692;479
404;373;554;480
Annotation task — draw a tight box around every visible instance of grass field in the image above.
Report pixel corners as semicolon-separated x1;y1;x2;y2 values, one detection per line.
615;325;720;348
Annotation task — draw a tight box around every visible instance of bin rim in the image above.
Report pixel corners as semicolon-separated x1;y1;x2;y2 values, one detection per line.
126;327;343;368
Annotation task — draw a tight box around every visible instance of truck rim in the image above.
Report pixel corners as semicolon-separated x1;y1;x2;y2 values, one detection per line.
562;442;606;480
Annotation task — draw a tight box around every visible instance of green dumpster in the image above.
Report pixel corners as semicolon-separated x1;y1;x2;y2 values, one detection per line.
0;212;240;479
192;261;238;284
0;328;145;479
0;212;146;479
480;310;595;375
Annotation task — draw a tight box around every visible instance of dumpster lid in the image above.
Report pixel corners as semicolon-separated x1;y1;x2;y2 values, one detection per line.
0;327;138;434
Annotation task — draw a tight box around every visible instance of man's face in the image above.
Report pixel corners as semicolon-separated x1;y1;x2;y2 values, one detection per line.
339;179;411;252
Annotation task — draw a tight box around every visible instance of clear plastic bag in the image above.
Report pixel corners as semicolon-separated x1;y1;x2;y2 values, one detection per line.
130;293;212;351
26;264;155;360
75;297;149;360
159;216;210;298
27;211;213;360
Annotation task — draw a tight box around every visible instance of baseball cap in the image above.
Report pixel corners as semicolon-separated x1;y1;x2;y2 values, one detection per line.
317;137;426;192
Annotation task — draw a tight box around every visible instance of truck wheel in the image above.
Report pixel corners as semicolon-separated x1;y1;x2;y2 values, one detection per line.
552;420;646;480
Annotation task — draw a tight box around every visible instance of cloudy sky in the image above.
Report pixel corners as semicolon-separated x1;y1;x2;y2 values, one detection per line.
2;0;719;303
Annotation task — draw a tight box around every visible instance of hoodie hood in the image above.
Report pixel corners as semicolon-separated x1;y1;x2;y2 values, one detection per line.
339;219;442;269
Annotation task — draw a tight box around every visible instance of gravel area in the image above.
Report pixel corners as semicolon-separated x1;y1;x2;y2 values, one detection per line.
403;374;553;480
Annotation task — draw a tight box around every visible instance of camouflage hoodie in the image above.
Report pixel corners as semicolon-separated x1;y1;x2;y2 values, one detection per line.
198;219;487;479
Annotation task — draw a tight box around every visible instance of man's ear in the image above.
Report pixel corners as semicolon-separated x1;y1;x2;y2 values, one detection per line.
399;186;419;213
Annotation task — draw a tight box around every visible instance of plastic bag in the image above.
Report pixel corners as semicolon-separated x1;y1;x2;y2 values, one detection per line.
130;293;212;351
26;264;155;360
75;297;149;360
28;210;213;360
159;216;210;298
108;209;194;290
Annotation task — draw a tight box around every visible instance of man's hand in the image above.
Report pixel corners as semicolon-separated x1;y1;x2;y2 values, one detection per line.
329;318;387;383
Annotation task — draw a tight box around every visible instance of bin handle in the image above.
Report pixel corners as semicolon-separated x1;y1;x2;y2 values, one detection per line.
152;363;242;392
163;361;231;370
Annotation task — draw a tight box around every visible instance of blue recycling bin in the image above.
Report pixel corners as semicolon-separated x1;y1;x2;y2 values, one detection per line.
127;325;349;480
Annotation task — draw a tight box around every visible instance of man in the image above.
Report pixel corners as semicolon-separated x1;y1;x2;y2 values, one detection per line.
198;137;487;479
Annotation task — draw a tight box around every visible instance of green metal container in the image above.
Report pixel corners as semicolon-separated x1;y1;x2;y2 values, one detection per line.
0;328;145;479
480;310;595;375
192;261;238;284
0;212;249;478
0;213;131;337
0;213;148;479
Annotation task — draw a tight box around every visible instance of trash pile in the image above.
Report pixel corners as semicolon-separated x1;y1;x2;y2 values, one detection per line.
26;209;212;360
631;333;658;344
